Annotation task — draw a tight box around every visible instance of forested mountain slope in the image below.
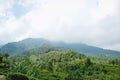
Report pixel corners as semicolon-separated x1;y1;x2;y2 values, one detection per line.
0;38;120;57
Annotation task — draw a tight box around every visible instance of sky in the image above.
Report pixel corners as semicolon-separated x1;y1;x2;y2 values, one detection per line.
0;0;120;51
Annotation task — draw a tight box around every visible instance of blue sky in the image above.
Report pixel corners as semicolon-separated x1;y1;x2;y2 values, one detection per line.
0;0;120;51
12;3;27;18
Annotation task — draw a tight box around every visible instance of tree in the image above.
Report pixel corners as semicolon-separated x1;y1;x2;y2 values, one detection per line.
85;58;92;67
4;53;9;60
0;53;3;63
47;60;53;71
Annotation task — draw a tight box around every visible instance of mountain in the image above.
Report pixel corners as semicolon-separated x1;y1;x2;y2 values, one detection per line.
0;38;120;57
50;42;120;57
0;41;4;48
0;44;2;48
0;38;49;53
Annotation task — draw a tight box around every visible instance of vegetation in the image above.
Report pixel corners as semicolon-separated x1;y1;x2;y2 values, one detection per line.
0;38;120;57
0;47;120;80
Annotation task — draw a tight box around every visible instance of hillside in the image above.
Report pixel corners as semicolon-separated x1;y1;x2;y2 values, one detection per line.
0;44;2;48
0;38;48;53
0;39;120;80
0;49;120;80
0;38;120;57
0;41;4;48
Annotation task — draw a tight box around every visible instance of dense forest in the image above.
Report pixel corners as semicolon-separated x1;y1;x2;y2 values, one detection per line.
0;46;120;80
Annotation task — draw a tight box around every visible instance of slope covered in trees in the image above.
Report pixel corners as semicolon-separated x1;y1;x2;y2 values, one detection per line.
0;49;120;80
0;38;120;57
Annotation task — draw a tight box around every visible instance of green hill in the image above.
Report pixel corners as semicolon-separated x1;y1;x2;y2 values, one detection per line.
0;38;120;57
0;49;120;80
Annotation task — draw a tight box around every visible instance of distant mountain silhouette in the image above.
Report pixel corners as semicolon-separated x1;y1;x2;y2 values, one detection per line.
0;41;4;48
0;38;120;57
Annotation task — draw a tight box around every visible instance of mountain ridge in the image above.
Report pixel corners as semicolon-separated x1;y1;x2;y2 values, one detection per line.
0;38;120;57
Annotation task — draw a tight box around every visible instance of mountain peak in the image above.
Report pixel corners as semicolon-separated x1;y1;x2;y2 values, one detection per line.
0;38;120;57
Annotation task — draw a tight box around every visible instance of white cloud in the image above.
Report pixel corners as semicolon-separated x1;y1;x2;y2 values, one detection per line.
0;0;120;51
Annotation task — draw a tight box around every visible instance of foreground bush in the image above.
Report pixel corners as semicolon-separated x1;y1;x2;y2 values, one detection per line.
7;73;29;80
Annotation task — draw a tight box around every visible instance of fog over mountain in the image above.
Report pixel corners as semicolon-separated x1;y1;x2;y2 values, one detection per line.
0;38;120;58
0;0;120;51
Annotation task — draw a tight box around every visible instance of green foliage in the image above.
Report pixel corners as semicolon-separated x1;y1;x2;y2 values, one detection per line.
85;58;92;67
3;53;9;60
109;58;120;65
0;54;3;63
0;49;120;80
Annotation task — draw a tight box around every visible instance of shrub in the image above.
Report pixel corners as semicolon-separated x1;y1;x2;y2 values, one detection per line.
7;73;29;80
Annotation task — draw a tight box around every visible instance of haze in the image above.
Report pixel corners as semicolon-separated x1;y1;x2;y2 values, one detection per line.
0;0;120;51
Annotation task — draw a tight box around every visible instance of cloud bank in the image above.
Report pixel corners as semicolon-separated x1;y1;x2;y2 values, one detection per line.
0;0;120;51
